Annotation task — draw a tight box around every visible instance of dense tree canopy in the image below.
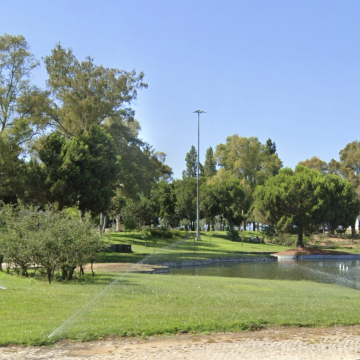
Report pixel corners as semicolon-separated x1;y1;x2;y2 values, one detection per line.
37;126;120;213
215;135;282;187
254;166;360;247
43;44;147;137
1;33;359;242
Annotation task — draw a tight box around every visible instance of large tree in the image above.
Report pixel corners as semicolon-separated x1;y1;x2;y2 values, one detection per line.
319;174;360;234
38;126;120;213
215;135;282;230
204;174;246;230
215;136;282;186
174;177;197;230
0;34;48;202
254;166;360;247
43;44;147;137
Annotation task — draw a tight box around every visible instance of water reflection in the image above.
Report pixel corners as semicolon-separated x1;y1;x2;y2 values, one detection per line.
169;260;360;290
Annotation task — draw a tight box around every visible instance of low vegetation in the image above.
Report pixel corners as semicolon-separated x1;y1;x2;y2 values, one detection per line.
100;230;289;264
1;271;360;346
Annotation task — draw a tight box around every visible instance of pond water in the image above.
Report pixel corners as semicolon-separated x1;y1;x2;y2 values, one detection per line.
169;260;360;291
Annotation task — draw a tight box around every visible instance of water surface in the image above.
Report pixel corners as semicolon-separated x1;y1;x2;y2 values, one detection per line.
169;260;360;290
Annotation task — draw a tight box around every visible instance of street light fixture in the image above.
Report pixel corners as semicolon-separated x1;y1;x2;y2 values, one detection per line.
192;110;206;240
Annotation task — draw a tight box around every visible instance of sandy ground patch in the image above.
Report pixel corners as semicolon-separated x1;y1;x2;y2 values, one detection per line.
83;262;168;273
3;326;360;359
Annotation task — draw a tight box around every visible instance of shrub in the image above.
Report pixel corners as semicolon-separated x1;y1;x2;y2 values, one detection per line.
0;203;104;283
150;229;173;238
227;227;240;241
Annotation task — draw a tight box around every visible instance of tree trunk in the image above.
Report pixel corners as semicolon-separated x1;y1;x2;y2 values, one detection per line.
47;269;52;284
229;219;234;230
68;267;75;280
103;214;108;232
0;255;3;272
351;223;356;237
91;260;95;276
296;227;304;248
243;219;247;231
252;222;256;231
99;212;103;233
116;213;122;232
62;267;68;280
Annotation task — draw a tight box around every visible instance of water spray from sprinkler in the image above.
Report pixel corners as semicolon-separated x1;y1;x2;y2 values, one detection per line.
47;237;187;339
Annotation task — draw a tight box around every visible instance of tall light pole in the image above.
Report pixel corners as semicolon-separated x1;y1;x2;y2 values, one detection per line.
192;110;206;240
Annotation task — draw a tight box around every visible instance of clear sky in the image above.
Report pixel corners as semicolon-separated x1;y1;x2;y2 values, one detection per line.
1;0;359;179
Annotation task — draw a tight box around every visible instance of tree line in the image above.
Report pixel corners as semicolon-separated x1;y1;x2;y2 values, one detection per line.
1;33;360;252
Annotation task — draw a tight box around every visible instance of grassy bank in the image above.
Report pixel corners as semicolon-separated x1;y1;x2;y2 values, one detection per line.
100;231;289;263
1;270;360;345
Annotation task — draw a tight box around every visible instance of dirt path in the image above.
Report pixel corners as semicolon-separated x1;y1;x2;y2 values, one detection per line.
2;326;360;359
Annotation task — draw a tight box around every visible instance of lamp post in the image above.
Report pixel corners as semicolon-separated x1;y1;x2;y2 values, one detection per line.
192;110;205;240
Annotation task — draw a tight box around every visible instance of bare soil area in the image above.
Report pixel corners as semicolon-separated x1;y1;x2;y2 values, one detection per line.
83;262;168;273
3;326;360;359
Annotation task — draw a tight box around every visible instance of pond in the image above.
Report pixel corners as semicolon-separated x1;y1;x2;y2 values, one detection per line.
169;260;360;291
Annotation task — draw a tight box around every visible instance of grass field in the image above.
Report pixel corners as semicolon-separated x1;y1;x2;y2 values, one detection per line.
2;230;360;346
100;230;290;263
1;270;360;346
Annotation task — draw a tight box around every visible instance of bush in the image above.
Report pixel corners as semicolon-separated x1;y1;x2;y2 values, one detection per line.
0;203;104;283
227;227;240;241
150;229;172;238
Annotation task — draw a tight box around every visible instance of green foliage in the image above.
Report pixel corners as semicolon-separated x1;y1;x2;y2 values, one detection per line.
122;199;139;231
183;145;198;178
206;174;246;229
298;156;329;174
0;34;48;203
0;203;103;283
150;229;173;238
254;166;360;247
43;43;147;137
151;180;177;228
203;146;217;178
38;126;120;213
141;226;151;247
0;34;47;144
227;227;240;241
215;135;282;187
319;174;360;232
174;178;197;230
266;138;277;155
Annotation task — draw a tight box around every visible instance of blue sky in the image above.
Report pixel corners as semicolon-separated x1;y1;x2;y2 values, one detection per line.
1;0;359;179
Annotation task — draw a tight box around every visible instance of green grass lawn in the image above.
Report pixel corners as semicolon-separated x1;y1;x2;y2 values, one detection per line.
100;231;290;263
2;231;359;346
1;270;360;346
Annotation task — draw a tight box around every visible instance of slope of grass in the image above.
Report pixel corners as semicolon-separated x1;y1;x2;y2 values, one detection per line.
100;231;289;263
1;270;360;345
